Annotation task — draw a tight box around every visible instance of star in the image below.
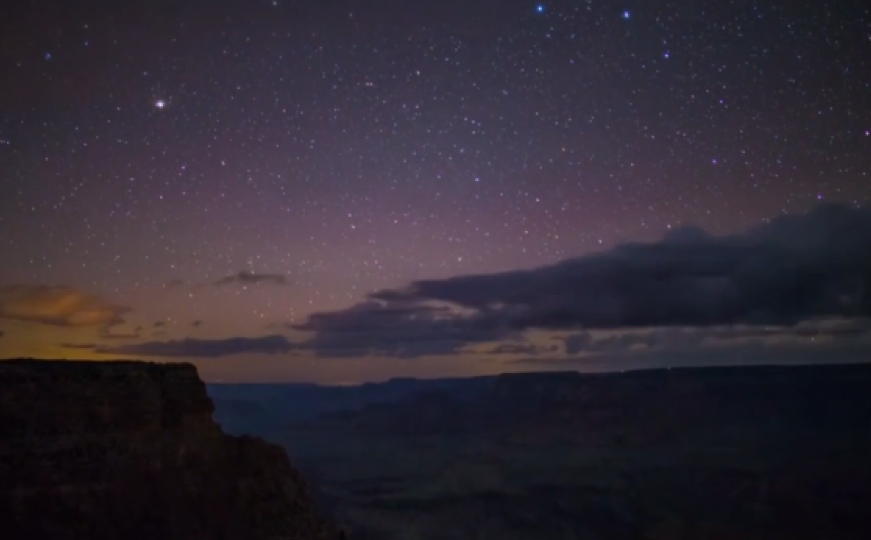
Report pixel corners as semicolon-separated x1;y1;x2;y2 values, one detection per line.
1;0;869;384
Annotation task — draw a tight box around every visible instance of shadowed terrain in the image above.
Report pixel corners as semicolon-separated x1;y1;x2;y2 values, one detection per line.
0;359;345;540
212;363;871;540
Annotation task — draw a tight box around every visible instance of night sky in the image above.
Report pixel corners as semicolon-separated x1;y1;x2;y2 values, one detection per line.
1;0;870;383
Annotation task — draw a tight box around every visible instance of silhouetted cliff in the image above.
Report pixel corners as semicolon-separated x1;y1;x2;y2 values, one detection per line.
0;359;345;540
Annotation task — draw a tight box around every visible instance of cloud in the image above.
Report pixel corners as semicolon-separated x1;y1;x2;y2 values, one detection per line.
96;334;293;358
485;342;558;355
292;300;512;358
153;321;166;328
565;332;593;354
513;333;871;371
163;279;185;290
0;329;4;338
214;271;288;287
100;331;141;340
59;342;98;350
369;204;871;329
0;285;131;327
289;204;871;360
786;318;871;338
562;318;871;355
563;329;704;354
192;320;203;328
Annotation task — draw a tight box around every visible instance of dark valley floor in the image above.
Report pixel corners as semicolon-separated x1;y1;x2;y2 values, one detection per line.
211;363;871;540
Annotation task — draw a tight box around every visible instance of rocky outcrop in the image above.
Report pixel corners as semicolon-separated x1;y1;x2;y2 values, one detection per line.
0;359;346;540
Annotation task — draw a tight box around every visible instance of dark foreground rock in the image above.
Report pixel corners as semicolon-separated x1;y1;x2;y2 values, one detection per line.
0;359;346;540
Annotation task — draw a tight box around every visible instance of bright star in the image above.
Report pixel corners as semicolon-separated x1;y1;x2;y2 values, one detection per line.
536;5;544;13
622;10;631;19
154;100;166;109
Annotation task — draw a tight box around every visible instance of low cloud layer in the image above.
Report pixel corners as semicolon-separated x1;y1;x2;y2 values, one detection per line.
486;342;559;355
562;318;871;355
96;334;293;358
295;204;871;358
514;335;871;371
60;342;99;350
292;300;510;358
0;285;130;328
214;271;288;287
98;331;141;340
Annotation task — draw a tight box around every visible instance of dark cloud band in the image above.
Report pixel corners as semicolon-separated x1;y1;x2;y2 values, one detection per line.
96;334;293;358
369;204;871;329
295;204;871;358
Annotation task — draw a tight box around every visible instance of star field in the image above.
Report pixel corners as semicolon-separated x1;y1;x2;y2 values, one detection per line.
0;0;869;381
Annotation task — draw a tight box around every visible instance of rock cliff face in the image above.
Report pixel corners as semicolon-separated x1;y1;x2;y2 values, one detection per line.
0;359;345;540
